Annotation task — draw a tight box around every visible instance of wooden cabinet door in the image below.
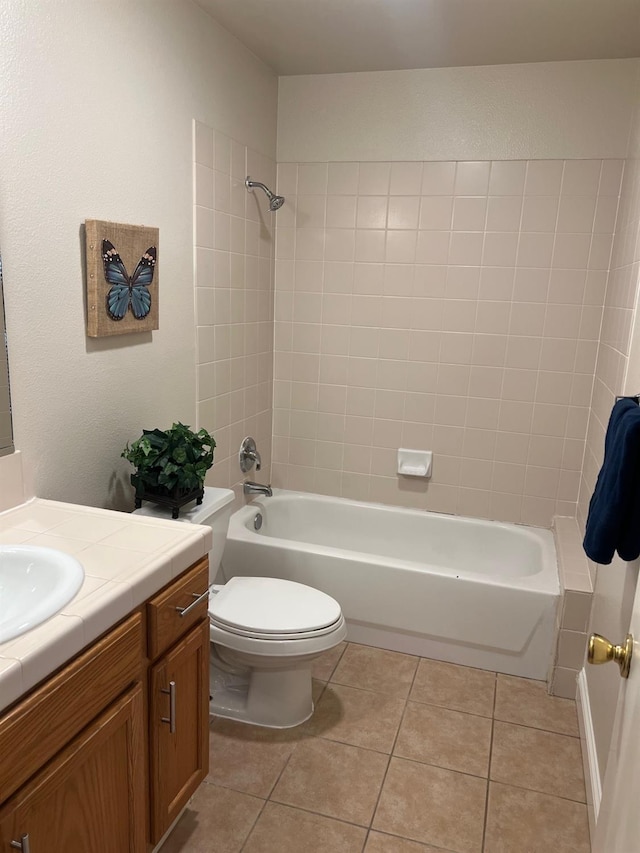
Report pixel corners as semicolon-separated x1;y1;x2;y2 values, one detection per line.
149;620;209;842
0;685;146;853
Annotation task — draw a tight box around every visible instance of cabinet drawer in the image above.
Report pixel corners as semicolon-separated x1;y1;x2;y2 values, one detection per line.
0;613;143;803
147;557;209;660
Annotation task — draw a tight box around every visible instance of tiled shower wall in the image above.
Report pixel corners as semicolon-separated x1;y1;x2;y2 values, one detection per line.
579;155;640;530
272;159;623;527
193;121;275;495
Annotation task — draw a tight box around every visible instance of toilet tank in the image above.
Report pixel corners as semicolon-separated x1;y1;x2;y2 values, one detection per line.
133;487;235;582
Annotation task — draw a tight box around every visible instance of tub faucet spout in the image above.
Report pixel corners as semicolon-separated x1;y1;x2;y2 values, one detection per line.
243;481;273;497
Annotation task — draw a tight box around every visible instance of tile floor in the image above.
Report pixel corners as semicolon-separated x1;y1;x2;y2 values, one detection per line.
162;642;591;853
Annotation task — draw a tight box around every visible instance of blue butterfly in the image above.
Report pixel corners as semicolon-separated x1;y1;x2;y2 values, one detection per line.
102;239;156;321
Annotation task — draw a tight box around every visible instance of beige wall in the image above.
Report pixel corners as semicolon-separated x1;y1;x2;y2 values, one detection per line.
278;60;639;163
272;158;621;526
581;67;640;787
0;0;277;509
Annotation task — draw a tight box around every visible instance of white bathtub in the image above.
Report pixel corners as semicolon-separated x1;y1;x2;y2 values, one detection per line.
222;490;560;679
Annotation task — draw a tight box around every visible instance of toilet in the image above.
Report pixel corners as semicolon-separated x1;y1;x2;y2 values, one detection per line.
134;486;346;728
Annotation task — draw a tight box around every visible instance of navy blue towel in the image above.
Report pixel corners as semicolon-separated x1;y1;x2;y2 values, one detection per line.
583;398;640;564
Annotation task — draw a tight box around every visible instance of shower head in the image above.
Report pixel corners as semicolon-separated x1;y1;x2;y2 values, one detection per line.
245;176;285;212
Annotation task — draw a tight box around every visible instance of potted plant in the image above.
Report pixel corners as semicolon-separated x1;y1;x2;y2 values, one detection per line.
122;422;216;517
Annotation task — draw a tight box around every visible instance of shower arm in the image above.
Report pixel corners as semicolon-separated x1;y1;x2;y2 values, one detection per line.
245;176;285;211
246;178;269;194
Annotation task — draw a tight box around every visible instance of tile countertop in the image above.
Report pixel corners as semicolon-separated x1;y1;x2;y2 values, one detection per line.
0;498;212;713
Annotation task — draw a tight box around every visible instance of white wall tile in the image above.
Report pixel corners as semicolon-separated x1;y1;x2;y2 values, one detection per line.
274;155;619;525
489;161;527;196
421;162;456;195
455;161;490;195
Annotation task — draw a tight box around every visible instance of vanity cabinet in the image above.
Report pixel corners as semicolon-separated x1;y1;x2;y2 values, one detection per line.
0;556;210;852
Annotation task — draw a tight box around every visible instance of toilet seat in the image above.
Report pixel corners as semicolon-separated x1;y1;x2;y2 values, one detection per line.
209;613;346;658
208;576;347;658
210;619;343;641
208;576;342;639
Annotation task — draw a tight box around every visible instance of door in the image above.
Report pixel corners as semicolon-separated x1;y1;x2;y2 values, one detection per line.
0;685;146;852
149;619;209;843
592;574;640;852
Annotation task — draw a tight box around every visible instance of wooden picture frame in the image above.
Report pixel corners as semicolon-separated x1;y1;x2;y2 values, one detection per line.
85;219;159;337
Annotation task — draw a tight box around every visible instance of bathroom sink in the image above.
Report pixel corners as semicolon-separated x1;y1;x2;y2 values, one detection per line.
0;545;85;644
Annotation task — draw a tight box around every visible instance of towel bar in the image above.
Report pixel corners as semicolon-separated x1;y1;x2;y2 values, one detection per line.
615;394;640;403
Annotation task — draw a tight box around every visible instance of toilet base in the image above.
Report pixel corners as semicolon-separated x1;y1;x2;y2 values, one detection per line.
209;656;315;728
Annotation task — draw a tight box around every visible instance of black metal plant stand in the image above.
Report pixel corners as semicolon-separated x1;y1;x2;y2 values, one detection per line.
133;484;204;519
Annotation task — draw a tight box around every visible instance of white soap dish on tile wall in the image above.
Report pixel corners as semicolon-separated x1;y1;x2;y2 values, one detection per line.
397;449;433;478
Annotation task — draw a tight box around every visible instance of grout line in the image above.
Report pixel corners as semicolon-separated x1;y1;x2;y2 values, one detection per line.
265;745;297;800
260;798;377;832
486;776;588;806
400;694;494;721
492;714;581;739
480;670;498;852
237;791;267;853
364;697;406;832
326;677;420;701
380;748;491;783
366;829;459;852
362;653;422;836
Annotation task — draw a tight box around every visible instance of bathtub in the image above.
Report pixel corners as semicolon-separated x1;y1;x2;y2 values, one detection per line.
222;490;560;679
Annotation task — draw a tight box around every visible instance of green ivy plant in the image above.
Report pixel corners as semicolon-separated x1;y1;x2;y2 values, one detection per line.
121;422;216;496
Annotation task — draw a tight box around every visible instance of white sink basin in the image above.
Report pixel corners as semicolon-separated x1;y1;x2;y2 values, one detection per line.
0;545;85;644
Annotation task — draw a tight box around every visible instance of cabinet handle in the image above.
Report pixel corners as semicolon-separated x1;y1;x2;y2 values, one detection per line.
10;835;31;852
160;680;176;733
175;589;208;618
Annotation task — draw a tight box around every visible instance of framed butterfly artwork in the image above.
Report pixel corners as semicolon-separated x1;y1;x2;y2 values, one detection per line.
85;219;159;337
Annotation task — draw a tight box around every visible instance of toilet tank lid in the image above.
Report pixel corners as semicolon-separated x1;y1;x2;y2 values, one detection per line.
134;486;235;523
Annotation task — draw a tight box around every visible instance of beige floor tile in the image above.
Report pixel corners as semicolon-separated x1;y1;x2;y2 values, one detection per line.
160;782;264;853
331;643;419;697
394;701;492;777
490;720;585;802
304;683;405;752
271;737;389;825
313;641;348;681
484;781;591;853
243;801;367;852
364;831;444;851
494;674;579;735
207;717;303;797
409;658;496;717
373;757;486;853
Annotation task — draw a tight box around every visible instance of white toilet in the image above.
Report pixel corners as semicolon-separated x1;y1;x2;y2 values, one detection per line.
134;486;346;728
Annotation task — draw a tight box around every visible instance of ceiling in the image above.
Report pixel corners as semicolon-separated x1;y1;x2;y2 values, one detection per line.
195;0;640;76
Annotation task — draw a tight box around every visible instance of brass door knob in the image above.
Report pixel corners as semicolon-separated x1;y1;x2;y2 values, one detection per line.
588;633;633;678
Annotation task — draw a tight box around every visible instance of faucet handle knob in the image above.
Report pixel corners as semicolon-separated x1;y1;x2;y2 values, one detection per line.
239;436;261;473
